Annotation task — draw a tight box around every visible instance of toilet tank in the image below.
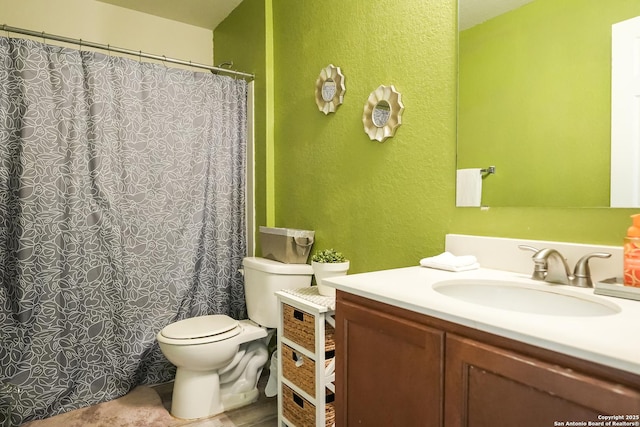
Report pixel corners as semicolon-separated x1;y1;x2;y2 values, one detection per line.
242;257;313;328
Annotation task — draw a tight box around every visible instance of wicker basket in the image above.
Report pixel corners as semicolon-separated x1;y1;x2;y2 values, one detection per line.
326;399;336;427
282;384;336;427
283;304;336;355
282;344;316;396
282;344;336;398
283;304;316;352
325;322;335;354
282;383;315;426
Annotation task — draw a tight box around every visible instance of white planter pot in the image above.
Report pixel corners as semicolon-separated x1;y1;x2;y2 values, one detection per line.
312;261;350;297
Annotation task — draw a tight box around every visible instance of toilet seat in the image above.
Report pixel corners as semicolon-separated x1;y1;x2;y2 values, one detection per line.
158;315;242;346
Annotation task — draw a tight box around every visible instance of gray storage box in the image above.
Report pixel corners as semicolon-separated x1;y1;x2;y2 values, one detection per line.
260;226;315;264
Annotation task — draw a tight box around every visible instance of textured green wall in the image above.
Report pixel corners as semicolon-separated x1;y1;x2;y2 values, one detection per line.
216;0;639;275
271;0;457;273
214;0;273;252
458;0;640;207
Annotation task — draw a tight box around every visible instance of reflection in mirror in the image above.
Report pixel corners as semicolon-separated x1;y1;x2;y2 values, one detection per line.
315;64;346;115
322;79;337;102
457;0;640;207
611;16;640;207
362;85;404;143
372;100;391;127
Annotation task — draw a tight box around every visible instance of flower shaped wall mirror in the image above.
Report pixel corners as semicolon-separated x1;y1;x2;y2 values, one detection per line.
315;64;346;114
362;85;404;142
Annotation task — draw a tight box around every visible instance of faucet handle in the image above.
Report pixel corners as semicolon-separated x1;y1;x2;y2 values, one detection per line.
572;252;612;288
518;245;540;254
518;245;540;253
518;245;546;280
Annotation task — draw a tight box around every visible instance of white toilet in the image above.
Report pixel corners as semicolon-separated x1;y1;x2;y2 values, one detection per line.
157;257;313;420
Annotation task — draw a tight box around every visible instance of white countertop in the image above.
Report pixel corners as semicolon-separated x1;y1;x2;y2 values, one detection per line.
324;265;640;375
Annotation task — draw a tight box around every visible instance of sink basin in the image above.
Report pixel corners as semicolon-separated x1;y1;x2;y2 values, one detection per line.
433;279;621;316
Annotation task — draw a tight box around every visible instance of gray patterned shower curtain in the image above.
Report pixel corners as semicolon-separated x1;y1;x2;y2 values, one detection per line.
0;37;248;425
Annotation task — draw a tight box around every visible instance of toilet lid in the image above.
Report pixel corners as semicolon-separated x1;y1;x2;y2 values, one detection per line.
161;315;239;340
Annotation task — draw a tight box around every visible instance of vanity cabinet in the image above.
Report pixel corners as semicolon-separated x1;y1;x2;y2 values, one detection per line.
336;295;444;426
446;335;640;427
336;291;640;427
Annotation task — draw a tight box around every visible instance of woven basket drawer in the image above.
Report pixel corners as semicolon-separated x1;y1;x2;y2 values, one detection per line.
282;344;316;397
325;322;335;354
326;399;336;427
283;304;316;352
283;384;315;427
283;304;336;355
282;384;335;427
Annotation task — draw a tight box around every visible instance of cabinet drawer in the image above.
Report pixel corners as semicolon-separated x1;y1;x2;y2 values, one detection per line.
282;384;335;427
282;344;316;396
283;304;316;352
283;304;336;354
282;344;335;398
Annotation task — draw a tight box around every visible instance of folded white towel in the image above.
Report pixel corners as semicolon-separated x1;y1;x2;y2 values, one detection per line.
419;252;480;272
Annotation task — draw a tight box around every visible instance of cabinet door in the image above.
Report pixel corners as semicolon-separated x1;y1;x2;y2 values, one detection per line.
445;335;640;427
336;297;444;427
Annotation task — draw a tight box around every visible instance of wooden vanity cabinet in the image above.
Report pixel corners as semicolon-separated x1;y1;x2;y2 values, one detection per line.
446;335;640;427
336;294;445;427
336;291;640;427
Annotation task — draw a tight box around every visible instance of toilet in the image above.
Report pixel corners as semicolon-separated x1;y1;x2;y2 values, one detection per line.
157;257;313;420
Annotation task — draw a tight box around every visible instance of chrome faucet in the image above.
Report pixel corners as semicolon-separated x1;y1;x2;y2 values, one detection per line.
532;248;573;285
519;245;611;287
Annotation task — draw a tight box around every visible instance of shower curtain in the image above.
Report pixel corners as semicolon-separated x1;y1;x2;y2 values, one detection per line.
0;37;248;425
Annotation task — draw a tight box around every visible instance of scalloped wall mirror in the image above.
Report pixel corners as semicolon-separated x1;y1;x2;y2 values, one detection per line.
362;85;404;142
315;64;346;114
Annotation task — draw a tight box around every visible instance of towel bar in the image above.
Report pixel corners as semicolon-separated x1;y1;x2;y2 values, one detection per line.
480;166;496;175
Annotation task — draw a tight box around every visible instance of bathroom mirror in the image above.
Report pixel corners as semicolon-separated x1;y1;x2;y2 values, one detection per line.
372;100;391;127
363;85;404;142
315;64;346;115
457;0;640;207
322;79;337;102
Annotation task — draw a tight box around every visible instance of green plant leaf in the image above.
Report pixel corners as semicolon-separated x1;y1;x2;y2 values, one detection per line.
311;248;346;263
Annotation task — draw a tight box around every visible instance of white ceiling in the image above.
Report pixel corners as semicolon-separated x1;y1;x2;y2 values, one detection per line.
459;0;535;31
97;0;244;30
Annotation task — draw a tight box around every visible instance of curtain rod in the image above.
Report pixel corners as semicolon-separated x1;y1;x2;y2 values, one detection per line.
1;24;254;80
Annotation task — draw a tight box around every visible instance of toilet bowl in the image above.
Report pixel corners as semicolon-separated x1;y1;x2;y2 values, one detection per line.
157;257;313;420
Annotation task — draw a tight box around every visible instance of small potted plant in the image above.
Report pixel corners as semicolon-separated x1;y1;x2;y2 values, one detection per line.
311;249;350;297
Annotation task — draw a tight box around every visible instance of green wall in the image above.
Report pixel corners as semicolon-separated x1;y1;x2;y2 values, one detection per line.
271;0;458;273
458;0;640;207
217;0;640;275
214;0;274;252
